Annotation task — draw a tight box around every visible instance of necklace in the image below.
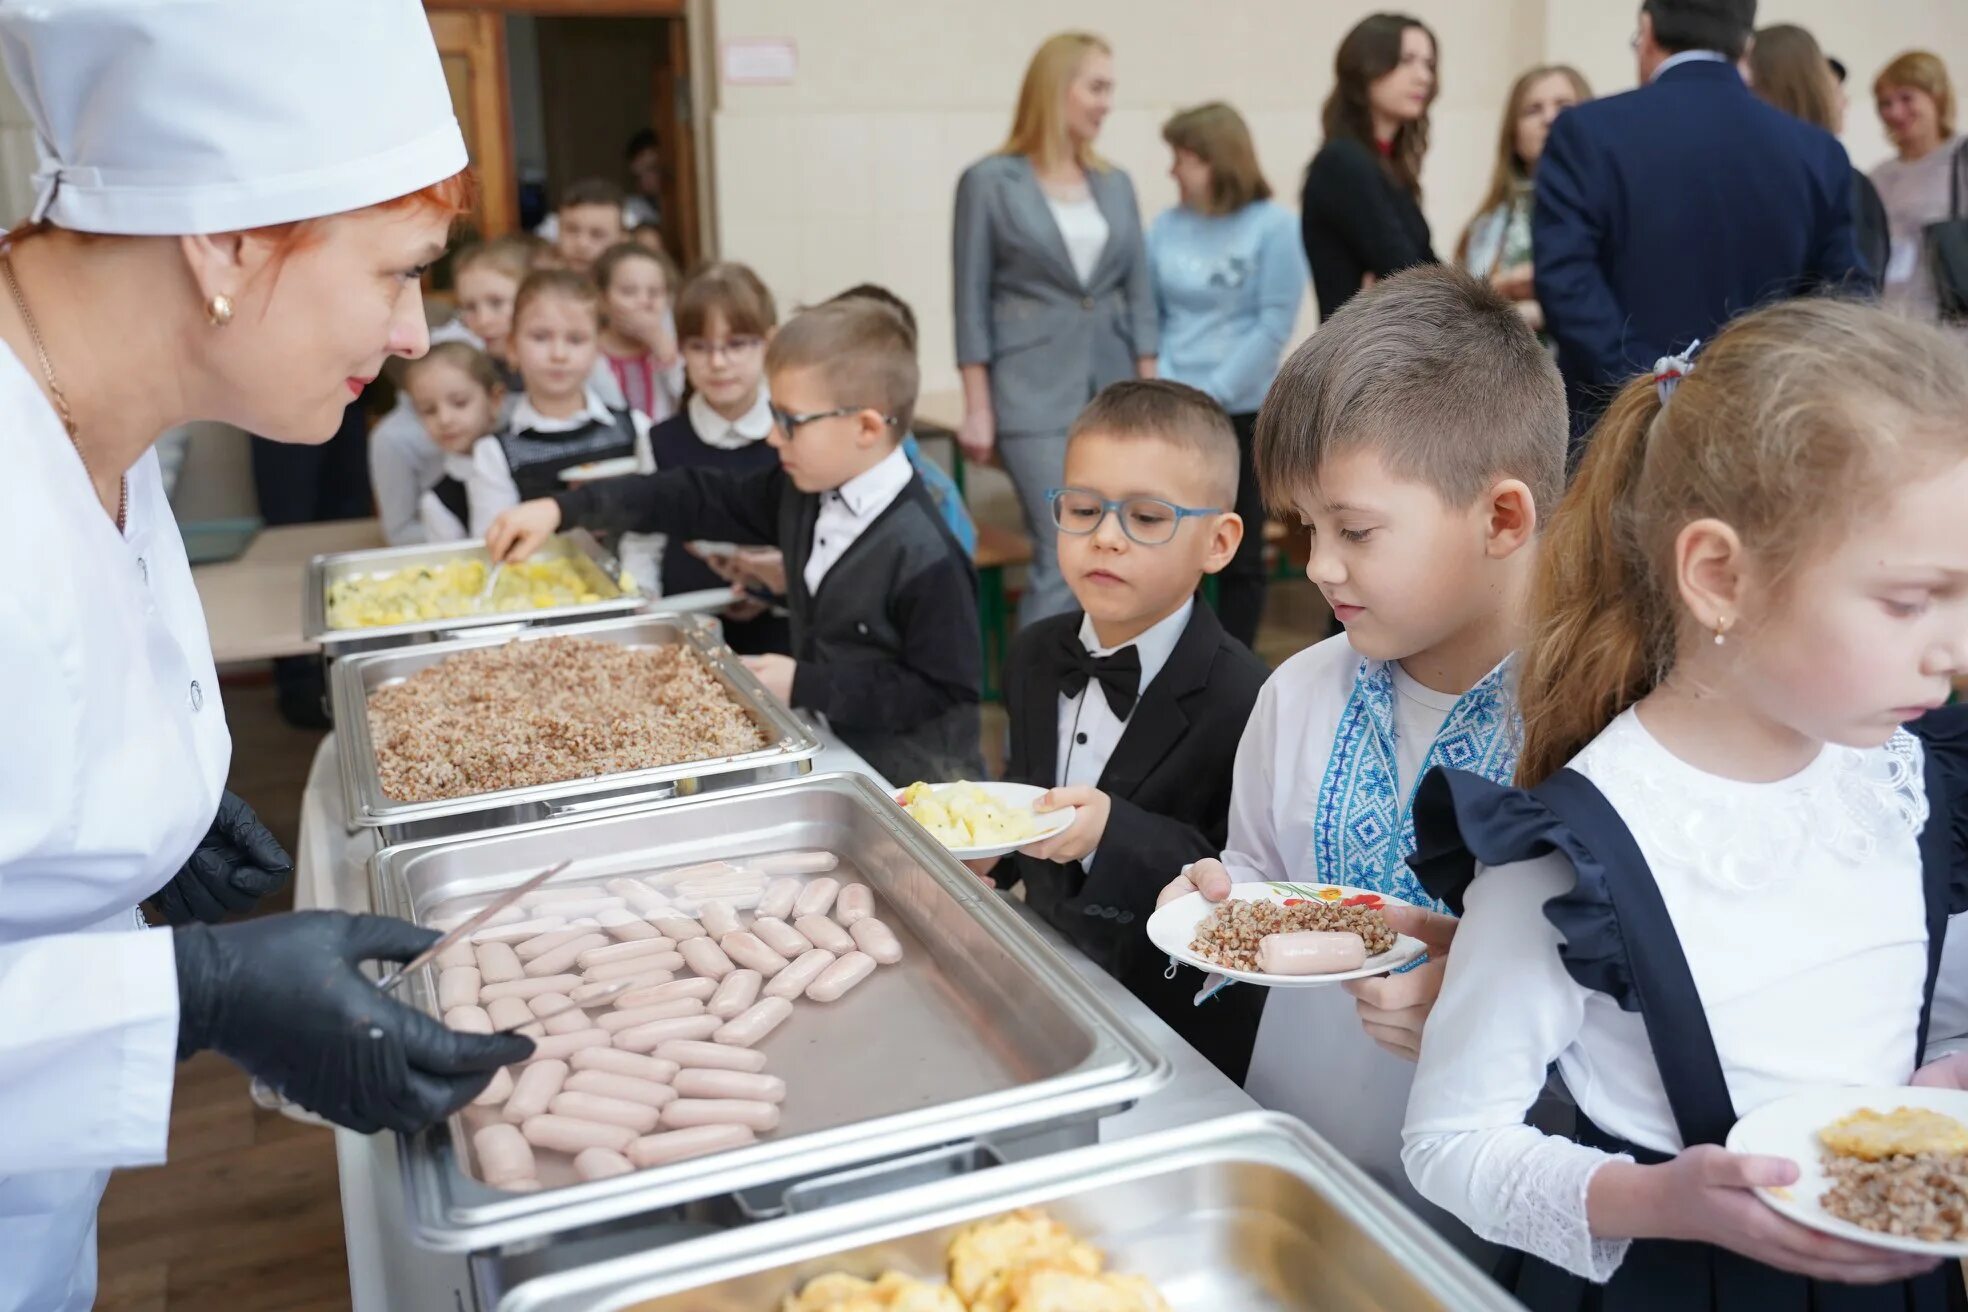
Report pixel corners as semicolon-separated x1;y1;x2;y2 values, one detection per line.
2;253;125;532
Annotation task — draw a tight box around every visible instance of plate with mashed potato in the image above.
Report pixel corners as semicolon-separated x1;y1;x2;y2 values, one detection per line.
1729;1086;1968;1256
896;781;1075;860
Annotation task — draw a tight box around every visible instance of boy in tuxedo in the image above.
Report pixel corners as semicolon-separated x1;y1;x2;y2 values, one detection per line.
973;379;1270;1080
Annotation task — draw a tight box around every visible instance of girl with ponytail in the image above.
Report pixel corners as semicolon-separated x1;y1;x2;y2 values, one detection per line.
1401;296;1968;1309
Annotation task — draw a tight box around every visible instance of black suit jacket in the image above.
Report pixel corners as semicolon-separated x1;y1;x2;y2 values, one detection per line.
997;601;1269;1080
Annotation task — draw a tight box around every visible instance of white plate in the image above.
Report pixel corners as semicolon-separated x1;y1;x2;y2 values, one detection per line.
1728;1085;1968;1257
1147;881;1427;986
558;457;641;483
894;781;1076;860
648;587;747;616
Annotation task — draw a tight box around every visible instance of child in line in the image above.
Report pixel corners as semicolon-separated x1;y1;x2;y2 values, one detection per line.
1403;299;1968;1306
595;241;684;425
487;298;985;785
1156;267;1566;1224
454;235;540;389
978;379;1269;1080
551;177;627;277
400;342;510;542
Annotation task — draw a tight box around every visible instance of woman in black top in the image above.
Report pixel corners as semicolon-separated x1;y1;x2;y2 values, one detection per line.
1300;13;1439;318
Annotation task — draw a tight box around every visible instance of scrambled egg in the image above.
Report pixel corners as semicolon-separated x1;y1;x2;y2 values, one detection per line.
323;555;626;629
899;782;1039;850
948;1210;1103;1311
1820;1107;1968;1161
998;1267;1171;1312
783;1272;964;1312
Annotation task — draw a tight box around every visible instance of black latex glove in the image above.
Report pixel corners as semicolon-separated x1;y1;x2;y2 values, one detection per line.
152;791;294;925
174;911;535;1133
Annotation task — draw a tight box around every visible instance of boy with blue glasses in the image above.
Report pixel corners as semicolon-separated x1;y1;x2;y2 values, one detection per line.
970;379;1271;1080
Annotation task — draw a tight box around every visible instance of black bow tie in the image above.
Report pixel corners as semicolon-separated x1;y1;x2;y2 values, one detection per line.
1054;630;1141;719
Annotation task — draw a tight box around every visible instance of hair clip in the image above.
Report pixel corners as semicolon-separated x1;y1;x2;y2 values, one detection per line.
1654;339;1701;404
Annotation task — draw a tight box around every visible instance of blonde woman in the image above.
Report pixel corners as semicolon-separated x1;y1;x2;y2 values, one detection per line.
1871;51;1965;325
953;31;1157;624
1147;102;1307;646
1457;65;1590;334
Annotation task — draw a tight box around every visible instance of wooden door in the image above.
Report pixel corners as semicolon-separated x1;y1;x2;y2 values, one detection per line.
428;10;518;239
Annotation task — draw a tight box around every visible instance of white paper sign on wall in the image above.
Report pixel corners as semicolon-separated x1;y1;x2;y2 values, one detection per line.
722;38;798;86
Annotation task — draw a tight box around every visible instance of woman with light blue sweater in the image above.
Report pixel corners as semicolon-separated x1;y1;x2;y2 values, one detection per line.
1148;102;1309;646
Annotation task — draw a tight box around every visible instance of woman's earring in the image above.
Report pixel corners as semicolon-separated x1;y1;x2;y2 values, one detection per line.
1713;616;1731;646
206;293;234;327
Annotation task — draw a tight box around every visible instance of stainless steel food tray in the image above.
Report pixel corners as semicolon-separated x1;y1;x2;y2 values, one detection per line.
333;613;819;844
304;529;644;659
490;1111;1518;1312
370;773;1171;1253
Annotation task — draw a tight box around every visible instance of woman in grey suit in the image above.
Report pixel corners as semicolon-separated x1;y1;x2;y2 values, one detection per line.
954;30;1158;624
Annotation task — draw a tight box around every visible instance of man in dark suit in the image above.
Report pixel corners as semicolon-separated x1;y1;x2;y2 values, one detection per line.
971;381;1271;1081
1534;0;1865;439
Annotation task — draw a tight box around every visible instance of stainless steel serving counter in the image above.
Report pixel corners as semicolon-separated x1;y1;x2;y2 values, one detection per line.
294;732;1257;1311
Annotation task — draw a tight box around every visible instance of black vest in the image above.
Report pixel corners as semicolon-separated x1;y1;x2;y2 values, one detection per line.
647;412;779;597
498;405;639;502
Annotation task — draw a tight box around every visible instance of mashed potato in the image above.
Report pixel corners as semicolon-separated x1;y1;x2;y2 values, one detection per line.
899;783;1040;850
324;554;628;629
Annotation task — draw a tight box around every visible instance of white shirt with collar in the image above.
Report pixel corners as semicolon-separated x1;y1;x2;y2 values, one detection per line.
1649;49;1730;82
802;444;915;594
493;387;659;586
688;388;773;452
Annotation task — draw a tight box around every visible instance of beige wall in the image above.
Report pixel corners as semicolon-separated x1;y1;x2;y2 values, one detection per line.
710;0;1968;396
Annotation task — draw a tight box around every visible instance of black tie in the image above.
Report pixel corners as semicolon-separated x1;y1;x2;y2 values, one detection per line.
1054;629;1141;719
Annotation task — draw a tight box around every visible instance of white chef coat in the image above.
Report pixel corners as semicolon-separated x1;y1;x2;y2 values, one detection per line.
0;342;228;1310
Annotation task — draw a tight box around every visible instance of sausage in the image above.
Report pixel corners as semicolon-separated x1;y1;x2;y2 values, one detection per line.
615;977;718;1009
528;995;592;1035
474;941;525;983
520;1113;636;1155
571;976;650;1006
711;997;793;1048
597;997;708;1033
501;1059;568;1123
677;936;737;980
503;1178;543;1192
549;1090;662;1134
806;952;876;1003
570;1047;678;1084
833;883;875;926
514;925;595;961
433;904;522;931
794;915;855;955
605;878;672;917
583;951;686;982
539;896;627;919
520;885;607;907
472;915;568;944
655;1039;769;1073
719;932;789;978
755;877;802;921
565;1070;677;1109
752;851;839;877
613;1014;723;1052
652;915;707;942
672;1068;786;1104
486;995;540;1035
471;1066;515;1107
522;932;611;978
595;909;661;943
573;1147;636;1182
792;877;841;919
708;969;762;1019
673;878;765;909
473;1122;536;1186
661;1098;781;1132
764;949;837;1001
436;938;477;970
627;1123;756;1167
480;973;582;1002
1255;930;1367;976
522;1028;612;1062
576;938;678;971
444;1004;493;1034
749;917;812;958
848;917;903;966
436;966;481;1011
650;859;742;889
698;899;743;939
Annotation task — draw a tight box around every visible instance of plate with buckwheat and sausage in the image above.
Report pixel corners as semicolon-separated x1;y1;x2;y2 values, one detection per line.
1147;881;1429;986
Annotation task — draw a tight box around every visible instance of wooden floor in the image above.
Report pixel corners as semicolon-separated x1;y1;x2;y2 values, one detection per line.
92;581;1332;1311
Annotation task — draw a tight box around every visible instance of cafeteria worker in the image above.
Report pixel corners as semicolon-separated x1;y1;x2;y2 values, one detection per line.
0;2;532;1306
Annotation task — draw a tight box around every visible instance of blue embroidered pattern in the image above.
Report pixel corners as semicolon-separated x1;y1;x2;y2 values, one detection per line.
1313;657;1519;911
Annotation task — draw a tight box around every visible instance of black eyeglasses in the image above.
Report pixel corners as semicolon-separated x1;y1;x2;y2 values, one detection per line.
1046;487;1220;546
770;405;896;435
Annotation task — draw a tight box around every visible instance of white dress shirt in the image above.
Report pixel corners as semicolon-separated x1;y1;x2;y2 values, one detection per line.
1403;709;1930;1282
1055;598;1193;789
1649;49;1730;82
802;445;914;594
415;440;520;543
492;388;659;588
688;387;773;452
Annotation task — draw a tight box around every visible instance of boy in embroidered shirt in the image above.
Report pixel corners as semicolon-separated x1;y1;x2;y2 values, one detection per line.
487;298;984;786
1154;265;1567;1227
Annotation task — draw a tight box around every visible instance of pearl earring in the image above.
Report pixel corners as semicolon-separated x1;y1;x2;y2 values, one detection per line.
1713;617;1730;646
206;293;234;327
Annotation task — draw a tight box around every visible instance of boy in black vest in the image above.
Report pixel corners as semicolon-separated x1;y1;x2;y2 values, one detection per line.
487;299;984;786
972;380;1270;1081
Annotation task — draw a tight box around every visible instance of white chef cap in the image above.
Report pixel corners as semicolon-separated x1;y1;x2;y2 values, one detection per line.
0;0;467;235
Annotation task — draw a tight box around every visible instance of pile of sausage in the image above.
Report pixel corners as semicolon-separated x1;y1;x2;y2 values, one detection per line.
430;850;905;1192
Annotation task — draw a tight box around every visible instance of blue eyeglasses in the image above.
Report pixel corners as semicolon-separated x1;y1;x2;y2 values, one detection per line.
1046;487;1221;546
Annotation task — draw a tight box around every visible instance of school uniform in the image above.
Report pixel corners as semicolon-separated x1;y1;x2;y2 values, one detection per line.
553;445;984;785
416;440;520;543
995;600;1269;1081
648;391;789;656
489;389;658;587
1404;707;1968;1310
